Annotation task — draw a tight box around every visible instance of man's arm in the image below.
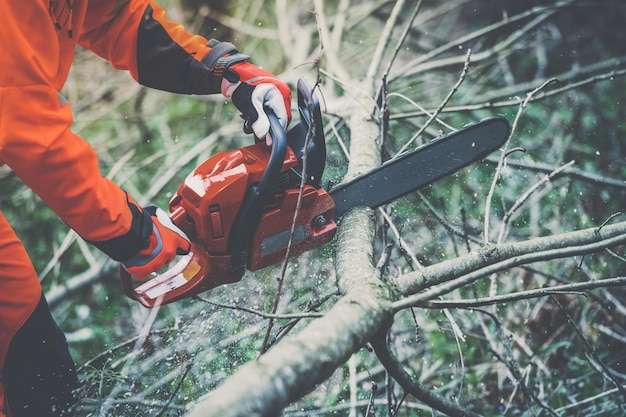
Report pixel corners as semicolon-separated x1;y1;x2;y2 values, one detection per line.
79;0;216;94
79;0;292;136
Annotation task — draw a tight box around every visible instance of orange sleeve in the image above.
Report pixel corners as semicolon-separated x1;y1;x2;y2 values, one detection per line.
0;85;132;242
0;0;242;260
0;0;134;245
79;0;218;94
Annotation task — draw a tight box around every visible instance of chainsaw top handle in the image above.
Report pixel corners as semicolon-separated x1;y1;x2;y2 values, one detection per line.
255;109;287;196
227;108;287;275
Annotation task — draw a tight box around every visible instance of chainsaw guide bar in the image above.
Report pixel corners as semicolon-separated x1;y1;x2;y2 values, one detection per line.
330;116;510;218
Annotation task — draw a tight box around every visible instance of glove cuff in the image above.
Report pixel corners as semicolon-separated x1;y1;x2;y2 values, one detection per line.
89;197;153;262
202;39;250;92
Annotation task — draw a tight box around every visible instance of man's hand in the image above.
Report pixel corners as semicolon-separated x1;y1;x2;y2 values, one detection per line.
121;207;190;280
221;61;292;146
201;39;292;145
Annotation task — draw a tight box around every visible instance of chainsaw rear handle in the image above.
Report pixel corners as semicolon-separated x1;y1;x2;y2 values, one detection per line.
227;108;287;275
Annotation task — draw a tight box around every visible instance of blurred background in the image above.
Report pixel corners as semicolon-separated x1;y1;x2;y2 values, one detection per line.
2;0;625;415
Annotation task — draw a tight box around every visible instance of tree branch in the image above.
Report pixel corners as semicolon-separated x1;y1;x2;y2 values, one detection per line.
371;333;481;417
415;276;626;309
395;220;626;308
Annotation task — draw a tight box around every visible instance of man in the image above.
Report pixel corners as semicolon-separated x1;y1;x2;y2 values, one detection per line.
0;0;292;415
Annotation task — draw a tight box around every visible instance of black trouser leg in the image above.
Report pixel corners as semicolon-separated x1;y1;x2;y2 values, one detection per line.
3;293;78;417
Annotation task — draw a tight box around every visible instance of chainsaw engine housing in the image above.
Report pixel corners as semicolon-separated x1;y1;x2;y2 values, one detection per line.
169;139;336;281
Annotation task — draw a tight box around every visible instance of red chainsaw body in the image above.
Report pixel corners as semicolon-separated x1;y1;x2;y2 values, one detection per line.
123;142;336;307
171;141;335;286
170;144;296;256
172;140;335;268
248;182;336;271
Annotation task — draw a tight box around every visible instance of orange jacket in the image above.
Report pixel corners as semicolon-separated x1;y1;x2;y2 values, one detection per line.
0;1;221;414
0;0;216;245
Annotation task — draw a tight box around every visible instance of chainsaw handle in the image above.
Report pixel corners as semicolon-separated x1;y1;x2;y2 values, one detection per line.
257;109;287;194
227;109;286;275
119;242;211;308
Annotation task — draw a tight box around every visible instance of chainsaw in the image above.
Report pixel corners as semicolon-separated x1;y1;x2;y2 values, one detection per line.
120;79;510;308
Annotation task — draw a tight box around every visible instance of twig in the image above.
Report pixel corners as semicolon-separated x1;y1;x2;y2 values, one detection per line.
328;118;350;162
386;92;456;131
394;49;472;158
313;0;351;82
154;362;193;417
551;295;626;401
77;328;177;372
378;208;423;270
260;84;319;354
377;0;424;91
390;1;570;81
484;77;558;245
365;0;408;90
554;386;625;414
417;191;482;246
258;290;340;349
442;307;466;403
581;212;622;269
391;65;626;119
192;296;323;320
473;308;557;416
371;333;481;417
484;78;555;318
595;212;623;233
481;156;626;190
606;248;626;263
364;379;378;417
496;160;576;243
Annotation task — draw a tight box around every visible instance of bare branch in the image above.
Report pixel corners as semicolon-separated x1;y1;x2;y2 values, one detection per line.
416;276;626;309
484;78;557;244
371;334;481;417
392;6;559;81
365;0;409;90
483;156;626;190
394;49;472;158
496;159;576;243
391;64;626;118
395;220;626;307
313;0;351;83
390;1;573;81
192;296;324;320
551;295;626;401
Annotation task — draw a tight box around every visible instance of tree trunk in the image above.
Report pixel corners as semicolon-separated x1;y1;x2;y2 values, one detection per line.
185;87;392;417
